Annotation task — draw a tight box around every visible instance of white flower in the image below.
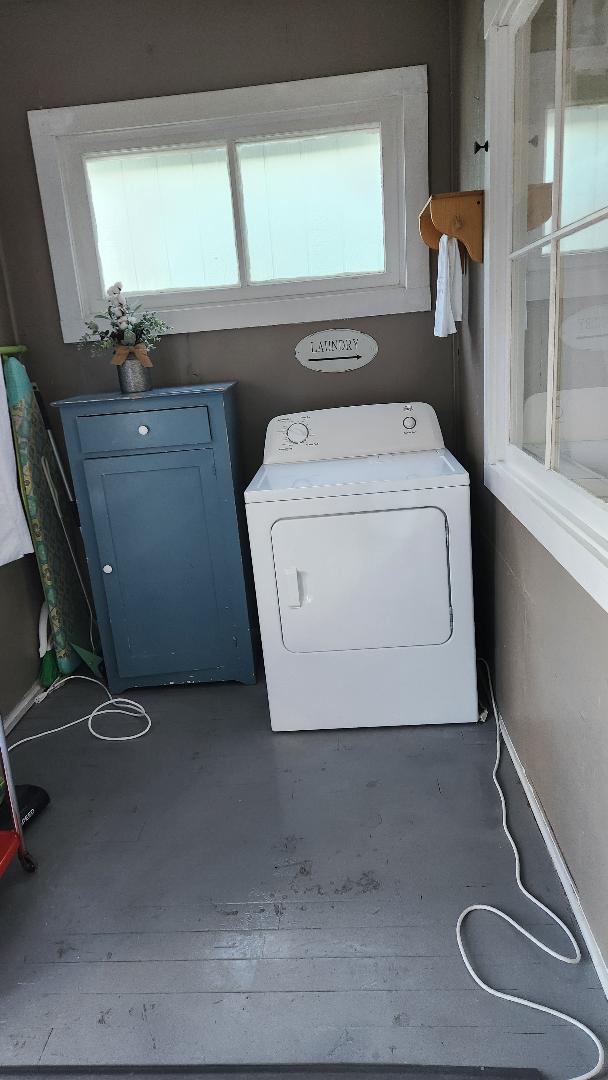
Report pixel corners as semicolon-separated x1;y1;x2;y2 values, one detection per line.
106;281;123;296
118;317;129;329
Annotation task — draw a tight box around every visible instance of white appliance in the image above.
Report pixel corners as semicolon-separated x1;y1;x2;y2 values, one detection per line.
245;402;478;731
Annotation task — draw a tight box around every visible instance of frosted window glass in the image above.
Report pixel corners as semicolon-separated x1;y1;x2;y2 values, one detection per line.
561;104;608;232
560;0;608;229
237;128;385;283
545;105;608;251
86;146;239;293
512;0;556;249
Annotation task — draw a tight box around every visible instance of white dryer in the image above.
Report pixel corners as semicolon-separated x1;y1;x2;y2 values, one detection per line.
245;402;477;731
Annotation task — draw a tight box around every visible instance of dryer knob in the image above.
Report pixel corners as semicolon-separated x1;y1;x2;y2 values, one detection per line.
286;422;309;444
403;416;417;430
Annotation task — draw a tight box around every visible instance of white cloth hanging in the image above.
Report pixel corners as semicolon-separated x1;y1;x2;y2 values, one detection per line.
434;234;463;337
0;362;33;566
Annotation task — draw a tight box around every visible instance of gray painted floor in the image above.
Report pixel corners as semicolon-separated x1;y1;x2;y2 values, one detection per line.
0;679;606;1075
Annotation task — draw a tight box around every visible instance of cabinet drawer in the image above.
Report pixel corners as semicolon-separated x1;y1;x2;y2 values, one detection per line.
76;405;211;454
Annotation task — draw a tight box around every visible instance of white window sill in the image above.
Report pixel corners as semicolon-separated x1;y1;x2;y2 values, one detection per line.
59;281;430;341
485;450;608;614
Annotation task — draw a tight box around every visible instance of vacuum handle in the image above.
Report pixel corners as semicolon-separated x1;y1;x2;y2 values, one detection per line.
0;716;25;848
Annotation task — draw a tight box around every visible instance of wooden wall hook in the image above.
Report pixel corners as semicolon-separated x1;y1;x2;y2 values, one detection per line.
418;190;484;263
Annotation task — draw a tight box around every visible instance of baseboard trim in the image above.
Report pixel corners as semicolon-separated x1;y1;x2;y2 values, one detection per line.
500;716;608;1000
2;679;41;735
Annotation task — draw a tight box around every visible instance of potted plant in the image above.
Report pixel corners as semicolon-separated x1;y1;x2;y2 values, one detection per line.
80;283;171;394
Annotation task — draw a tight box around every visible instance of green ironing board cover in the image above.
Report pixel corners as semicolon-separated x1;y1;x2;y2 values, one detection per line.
4;356;89;675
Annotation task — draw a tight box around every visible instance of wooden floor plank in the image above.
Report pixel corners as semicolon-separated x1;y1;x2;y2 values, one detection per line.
5;954;596;996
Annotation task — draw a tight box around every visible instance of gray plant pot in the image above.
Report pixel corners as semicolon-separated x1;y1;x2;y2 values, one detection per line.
117;355;152;394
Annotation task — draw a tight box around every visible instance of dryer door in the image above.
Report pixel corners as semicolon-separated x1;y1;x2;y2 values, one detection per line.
271;506;452;653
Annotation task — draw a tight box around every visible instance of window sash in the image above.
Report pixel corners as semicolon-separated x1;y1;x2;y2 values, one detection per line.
234;126;387;285
485;1;608;613
66;104;404;315
491;0;608;469
510;205;608;259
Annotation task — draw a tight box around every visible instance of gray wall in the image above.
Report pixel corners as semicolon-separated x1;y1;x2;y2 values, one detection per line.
453;0;608;963
0;0;457;716
0;0;456;479
0;235;42;719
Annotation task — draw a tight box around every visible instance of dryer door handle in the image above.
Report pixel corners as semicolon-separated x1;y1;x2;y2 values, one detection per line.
284;566;303;608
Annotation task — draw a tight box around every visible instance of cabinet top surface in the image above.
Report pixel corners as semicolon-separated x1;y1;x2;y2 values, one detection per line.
53;383;236;408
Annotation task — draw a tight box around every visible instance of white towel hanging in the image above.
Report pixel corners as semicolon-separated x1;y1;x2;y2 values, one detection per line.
434;234;463;337
0;361;33;566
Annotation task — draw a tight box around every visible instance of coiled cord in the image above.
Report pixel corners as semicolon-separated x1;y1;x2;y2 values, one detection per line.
456;659;604;1080
9;674;151;751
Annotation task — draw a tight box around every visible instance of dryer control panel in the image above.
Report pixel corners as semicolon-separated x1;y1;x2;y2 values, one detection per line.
263;402;444;464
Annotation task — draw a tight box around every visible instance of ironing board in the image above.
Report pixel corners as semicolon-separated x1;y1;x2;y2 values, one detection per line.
3;352;89;675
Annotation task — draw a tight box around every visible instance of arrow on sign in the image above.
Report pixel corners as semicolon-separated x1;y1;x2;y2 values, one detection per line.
308;354;363;362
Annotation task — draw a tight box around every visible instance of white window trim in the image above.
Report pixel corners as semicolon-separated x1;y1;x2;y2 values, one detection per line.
484;0;608;614
28;67;430;341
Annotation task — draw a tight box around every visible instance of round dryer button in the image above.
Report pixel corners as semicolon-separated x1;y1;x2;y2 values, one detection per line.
286;422;309;444
403;416;417;430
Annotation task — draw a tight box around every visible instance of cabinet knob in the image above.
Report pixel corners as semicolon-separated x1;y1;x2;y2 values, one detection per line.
138;424;150;436
103;564;113;574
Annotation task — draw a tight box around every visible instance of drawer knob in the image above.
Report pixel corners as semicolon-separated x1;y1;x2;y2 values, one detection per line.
103;564;113;574
138;424;150;436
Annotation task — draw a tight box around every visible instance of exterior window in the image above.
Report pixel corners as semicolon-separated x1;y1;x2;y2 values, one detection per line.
29;68;430;339
236;127;385;283
86;145;239;294
485;0;608;611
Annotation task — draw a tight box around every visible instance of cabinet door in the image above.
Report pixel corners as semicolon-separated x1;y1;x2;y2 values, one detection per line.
84;449;228;678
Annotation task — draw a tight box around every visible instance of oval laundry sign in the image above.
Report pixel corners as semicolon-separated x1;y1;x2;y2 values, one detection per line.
560;305;608;352
295;329;378;372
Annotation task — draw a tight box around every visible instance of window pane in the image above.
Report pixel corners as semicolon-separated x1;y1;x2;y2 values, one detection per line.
510;247;552;463
560;0;608;229
237;128;385;283
513;0;557;250
86;145;239;293
554;218;608;496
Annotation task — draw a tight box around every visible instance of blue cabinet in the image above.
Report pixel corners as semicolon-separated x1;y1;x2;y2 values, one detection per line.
55;384;256;693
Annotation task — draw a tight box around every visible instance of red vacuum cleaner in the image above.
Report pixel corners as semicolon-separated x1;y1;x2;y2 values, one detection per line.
0;718;37;877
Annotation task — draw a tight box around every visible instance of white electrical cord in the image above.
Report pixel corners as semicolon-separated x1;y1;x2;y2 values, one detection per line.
8;675;151;751
457;659;604;1080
